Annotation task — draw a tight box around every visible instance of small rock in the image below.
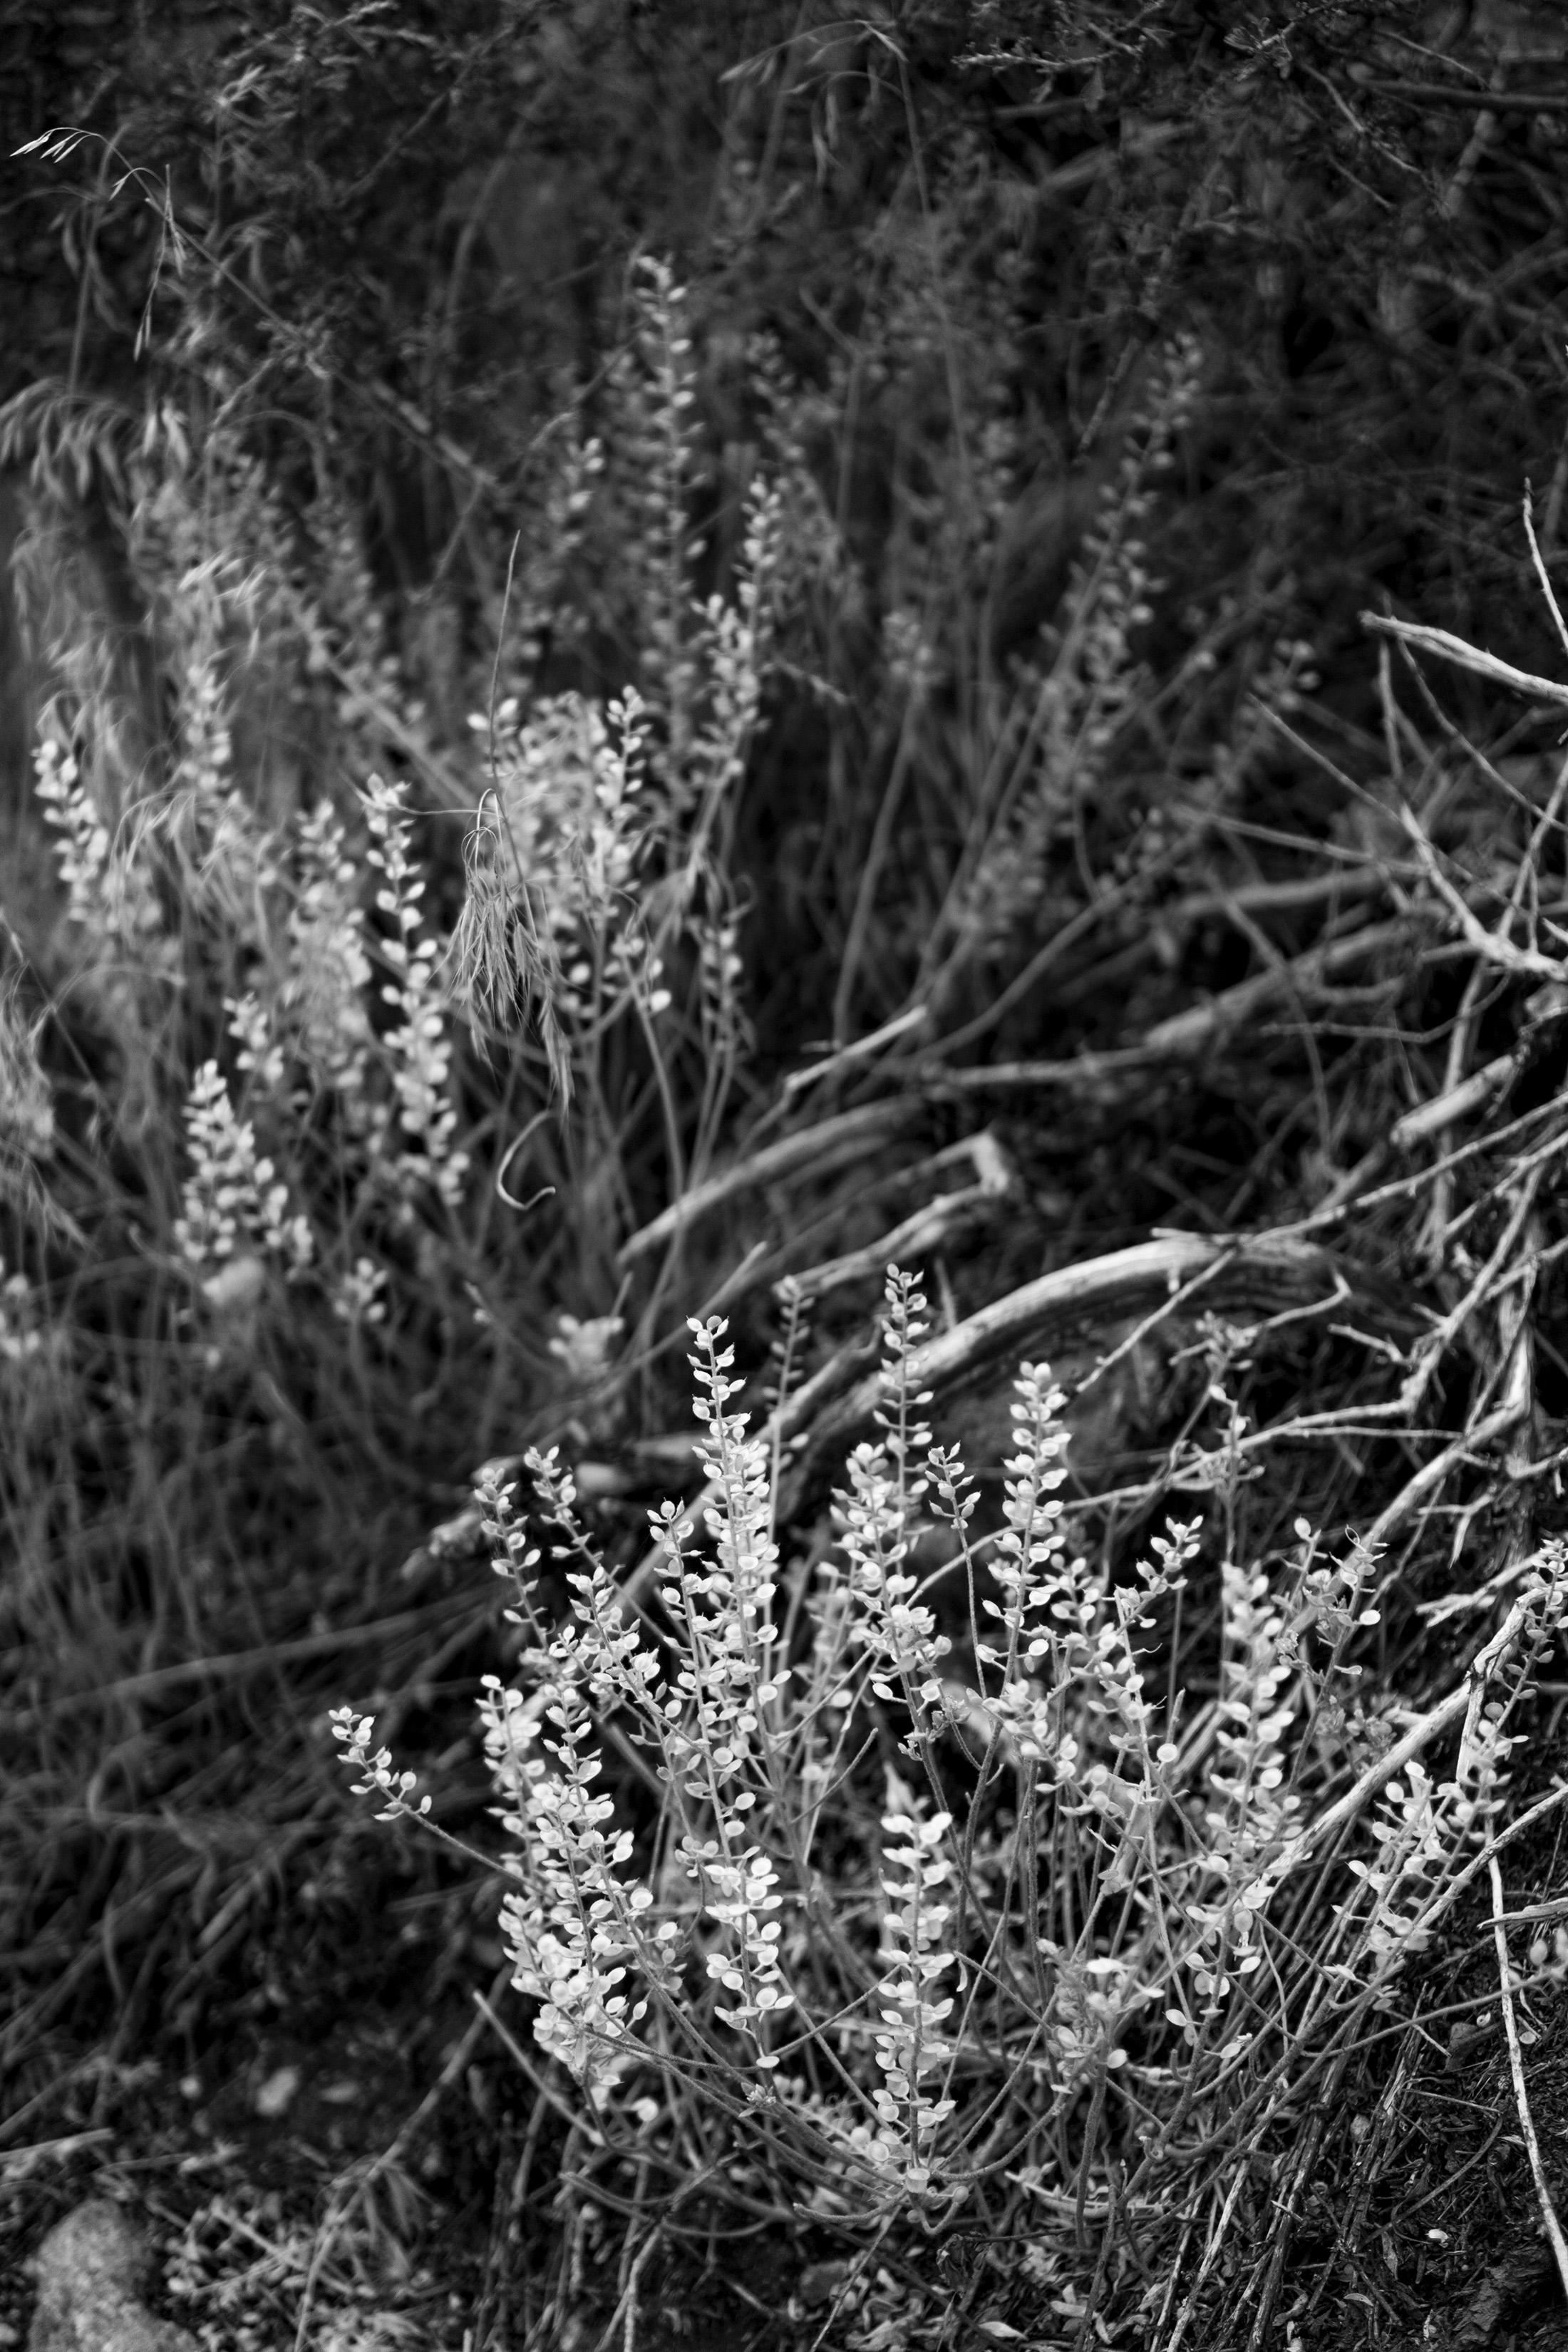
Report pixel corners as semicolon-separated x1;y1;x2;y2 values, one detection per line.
26;2199;199;2352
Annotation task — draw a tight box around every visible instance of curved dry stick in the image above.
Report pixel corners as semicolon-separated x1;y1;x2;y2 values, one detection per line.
777;1231;1420;1520
617;1099;924;1267
577;1232;1423;1610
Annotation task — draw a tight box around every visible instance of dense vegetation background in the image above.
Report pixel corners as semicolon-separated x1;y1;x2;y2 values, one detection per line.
8;3;1568;2346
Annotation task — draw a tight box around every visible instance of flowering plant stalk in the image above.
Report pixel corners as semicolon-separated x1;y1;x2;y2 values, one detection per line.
334;1262;1544;2227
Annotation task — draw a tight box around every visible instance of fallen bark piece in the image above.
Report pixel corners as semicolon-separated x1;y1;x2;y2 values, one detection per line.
26;2199;198;2352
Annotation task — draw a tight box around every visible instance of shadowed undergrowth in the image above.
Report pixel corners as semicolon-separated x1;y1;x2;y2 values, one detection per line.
6;4;1568;2346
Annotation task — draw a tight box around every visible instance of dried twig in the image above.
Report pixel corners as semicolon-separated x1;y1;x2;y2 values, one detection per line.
781;1004;931;1100
1360;611;1568;708
784;1172;1009;1306
932;915;1415;1095
617;1100;924;1265
1490;1851;1568;2304
1399;806;1564;982
1361;1396;1532;1598
1140;917;1411;1057
1280;1584;1548;1875
1399;1166;1547;1416
1162;2169;1250;2352
1390;1054;1513;1150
